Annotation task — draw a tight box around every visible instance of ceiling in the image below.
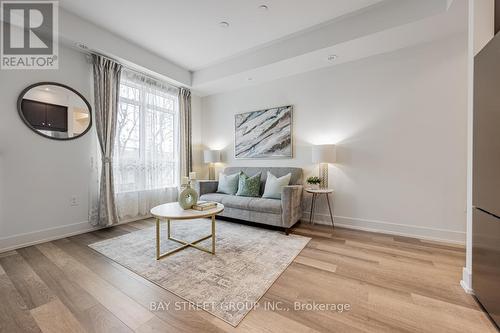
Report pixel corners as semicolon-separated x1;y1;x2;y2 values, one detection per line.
58;0;383;70
191;0;466;95
57;0;465;96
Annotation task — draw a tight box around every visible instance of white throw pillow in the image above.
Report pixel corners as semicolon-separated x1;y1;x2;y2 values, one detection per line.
262;172;292;199
217;172;240;195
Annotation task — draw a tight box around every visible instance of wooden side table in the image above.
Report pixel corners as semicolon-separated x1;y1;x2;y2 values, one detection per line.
306;189;335;230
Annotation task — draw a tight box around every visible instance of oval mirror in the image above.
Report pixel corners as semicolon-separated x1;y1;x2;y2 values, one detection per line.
17;82;92;140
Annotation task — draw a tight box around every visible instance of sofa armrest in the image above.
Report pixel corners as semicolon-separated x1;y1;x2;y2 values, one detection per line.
281;185;303;228
193;180;219;196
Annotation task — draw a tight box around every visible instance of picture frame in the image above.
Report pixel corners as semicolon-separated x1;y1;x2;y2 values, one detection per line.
234;105;293;159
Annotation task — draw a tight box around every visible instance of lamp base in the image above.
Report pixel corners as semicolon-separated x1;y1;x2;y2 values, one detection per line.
319;163;328;189
208;164;215;180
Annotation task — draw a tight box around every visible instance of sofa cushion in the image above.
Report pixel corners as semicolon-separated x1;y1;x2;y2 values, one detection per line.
236;172;261;197
247;197;282;214
217;172;239;195
262;171;291;199
199;193;229;204
220;194;251;210
199;193;281;214
223;167;302;185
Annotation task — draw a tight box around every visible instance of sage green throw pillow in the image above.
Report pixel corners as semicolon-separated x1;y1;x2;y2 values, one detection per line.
236;172;262;197
262;171;292;199
217;172;239;195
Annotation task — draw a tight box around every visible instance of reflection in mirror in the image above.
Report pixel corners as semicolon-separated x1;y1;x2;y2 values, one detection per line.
18;83;92;140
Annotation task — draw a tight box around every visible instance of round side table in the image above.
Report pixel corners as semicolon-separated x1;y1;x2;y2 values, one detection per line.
306;189;335;230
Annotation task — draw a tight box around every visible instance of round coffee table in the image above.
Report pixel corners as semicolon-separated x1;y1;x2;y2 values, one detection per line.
150;202;224;260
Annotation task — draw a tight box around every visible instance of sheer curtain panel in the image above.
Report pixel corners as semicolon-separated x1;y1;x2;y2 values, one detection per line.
113;70;180;221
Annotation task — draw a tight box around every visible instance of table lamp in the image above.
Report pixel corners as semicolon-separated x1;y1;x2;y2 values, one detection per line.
312;144;336;189
204;150;221;180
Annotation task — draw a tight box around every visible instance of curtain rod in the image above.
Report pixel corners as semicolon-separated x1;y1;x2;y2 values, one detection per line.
78;46;186;91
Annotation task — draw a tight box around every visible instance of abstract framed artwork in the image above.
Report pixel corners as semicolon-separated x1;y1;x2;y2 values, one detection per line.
234;105;293;159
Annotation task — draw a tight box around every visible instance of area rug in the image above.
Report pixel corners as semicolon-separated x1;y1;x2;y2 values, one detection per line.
89;219;310;326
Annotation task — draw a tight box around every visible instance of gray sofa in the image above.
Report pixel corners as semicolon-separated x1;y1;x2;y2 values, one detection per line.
194;167;303;234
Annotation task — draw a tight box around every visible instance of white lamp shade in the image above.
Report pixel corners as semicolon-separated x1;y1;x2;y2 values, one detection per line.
312;144;336;163
204;150;221;163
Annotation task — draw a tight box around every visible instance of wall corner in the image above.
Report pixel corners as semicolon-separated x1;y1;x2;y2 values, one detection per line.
461;266;474;294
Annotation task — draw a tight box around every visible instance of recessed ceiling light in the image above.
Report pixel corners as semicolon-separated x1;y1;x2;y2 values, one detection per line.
219;21;230;28
328;55;338;61
44;87;50;91
259;5;269;11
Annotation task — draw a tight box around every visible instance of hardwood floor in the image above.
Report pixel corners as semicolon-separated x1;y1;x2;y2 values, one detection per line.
0;220;496;333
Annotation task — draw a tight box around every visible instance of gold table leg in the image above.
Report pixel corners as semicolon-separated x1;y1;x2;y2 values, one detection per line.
309;193;317;225
156;214;216;260
156;218;160;260
326;193;335;230
212;214;216;254
167;219;171;238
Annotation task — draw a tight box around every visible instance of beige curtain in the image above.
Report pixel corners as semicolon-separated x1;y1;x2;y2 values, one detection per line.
179;88;192;178
91;54;122;226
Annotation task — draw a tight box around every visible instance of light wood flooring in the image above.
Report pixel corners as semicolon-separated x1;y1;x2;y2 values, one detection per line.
0;220;496;333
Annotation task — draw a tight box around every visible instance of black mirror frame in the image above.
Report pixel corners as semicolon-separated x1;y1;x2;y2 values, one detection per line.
17;81;93;141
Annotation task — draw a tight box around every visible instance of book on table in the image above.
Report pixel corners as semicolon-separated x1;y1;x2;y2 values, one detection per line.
192;201;218;211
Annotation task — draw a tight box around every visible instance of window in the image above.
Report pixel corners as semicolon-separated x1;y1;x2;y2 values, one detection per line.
114;70;179;193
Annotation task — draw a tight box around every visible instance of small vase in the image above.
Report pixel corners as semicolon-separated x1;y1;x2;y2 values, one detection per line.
178;183;198;209
308;184;319;190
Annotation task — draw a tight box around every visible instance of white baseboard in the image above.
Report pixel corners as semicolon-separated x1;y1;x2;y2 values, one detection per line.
0;221;99;253
461;267;474;294
1;212;466;253
0;217;154;254
301;212;466;245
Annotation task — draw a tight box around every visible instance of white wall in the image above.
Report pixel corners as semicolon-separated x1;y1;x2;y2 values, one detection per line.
0;45;97;251
198;34;468;243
